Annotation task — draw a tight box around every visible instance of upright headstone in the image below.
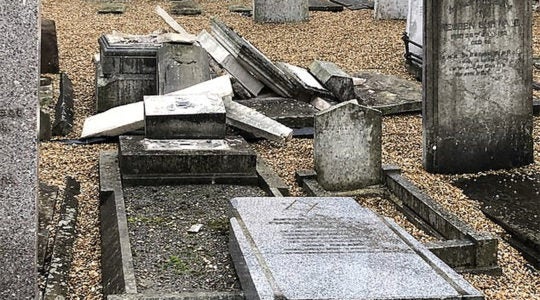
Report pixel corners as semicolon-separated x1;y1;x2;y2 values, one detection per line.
314;100;382;191
406;0;423;57
374;0;408;20
424;0;533;173
253;0;309;23
0;1;39;298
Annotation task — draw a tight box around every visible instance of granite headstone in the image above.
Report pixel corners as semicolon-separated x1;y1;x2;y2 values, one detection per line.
0;1;40;298
229;197;484;300
423;0;533;173
314;100;382;191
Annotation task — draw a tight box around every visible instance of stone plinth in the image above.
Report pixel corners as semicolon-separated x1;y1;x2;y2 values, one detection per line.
144;94;226;139
0;1;39;298
253;0;309;23
374;0;408;20
423;0;533;173
314;100;382;191
229;197;484;300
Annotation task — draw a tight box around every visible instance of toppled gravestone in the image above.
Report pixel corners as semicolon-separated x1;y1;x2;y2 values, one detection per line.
309;60;355;102
52;73;75;136
314;100;382;191
41;19;60;74
253;0;309;23
331;0;374;10
308;0;344;11
170;0;202;15
230;197;484;300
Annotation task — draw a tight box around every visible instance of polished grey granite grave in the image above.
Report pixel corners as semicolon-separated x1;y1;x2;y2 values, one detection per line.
119;135;257;185
229;197;484;300
144;94;226;139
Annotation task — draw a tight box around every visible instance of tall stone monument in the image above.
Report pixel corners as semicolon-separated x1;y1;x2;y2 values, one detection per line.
423;0;533;173
253;0;309;23
314;100;382;191
0;0;40;298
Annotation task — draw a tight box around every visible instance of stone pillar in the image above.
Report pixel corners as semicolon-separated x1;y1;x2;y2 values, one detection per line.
423;0;533;173
374;0;408;20
314;100;382;191
253;0;309;23
406;0;423;57
0;0;40;298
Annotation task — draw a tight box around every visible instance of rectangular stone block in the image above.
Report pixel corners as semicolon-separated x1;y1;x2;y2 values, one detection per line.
423;0;533;173
98;34;161;76
0;1;39;298
314;100;382;191
230;197;484;300
119;135;257;182
144;94;226;139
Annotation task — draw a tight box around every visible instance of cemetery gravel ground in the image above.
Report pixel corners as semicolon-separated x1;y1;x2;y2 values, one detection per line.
40;0;539;299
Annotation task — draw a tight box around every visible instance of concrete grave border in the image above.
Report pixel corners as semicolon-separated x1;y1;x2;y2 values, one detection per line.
99;150;288;299
295;166;500;274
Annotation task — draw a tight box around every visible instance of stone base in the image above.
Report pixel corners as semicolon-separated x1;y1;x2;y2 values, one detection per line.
118;135;257;185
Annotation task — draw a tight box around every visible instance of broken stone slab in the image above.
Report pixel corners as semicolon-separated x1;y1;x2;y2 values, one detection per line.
156;43;210;95
166;75;234;99
236;97;317;128
374;0;408;19
52;73;75;136
309;0;344;11
229;197;485;300
170;0;202;15
197;30;264;96
223;97;293;142
41;19;60;74
352;71;421;115
309;60;355;102
253;0;309;23
315;100;382;191
310;97;336;111
37;183;59;274
155;5;197;42
210;18;300;98
118;135;257;184
277;62;335;101
81;102;144;138
330;0;374;10
98;2;126;14
144;94;226;139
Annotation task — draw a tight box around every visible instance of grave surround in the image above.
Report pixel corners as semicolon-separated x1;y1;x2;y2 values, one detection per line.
0;1;39;298
423;0;533;173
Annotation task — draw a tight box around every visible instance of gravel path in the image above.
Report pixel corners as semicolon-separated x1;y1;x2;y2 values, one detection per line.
40;1;539;299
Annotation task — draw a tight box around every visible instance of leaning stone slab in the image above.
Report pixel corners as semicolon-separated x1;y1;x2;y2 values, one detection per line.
41;19;60;74
144;94;226;139
166;75;234;99
352;71;421;115
278;62;335;101
223;97;293;142
52;73;75;136
315;100;382;191
197;30;264;96
374;0;408;20
157;43;210;95
0;1;39;297
424;0;533;173
230;197;484;300
309;60;355;102
170;0;202;15
253;0;309;23
236;97;318;128
81;102;144;138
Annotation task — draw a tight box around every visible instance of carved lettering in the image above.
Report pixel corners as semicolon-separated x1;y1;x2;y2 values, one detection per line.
0;108;23;118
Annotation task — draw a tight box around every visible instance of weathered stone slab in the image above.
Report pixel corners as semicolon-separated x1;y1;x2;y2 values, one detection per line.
157;43;210;95
236;97;317;128
39;110;52;141
406;0;423;57
330;0;373;10
197;30;264;96
82;102;144;138
315;100;382;191
229;4;253;16
374;0;408;20
253;0;309;23
309;0;344;11
223;97;293;142
230;197;484;300
0;1;39;297
166;75;234;99
118;135;257;184
309;60;355;102
352;71;421;115
278;62;335;101
144;94;226;139
98;2;126;14
41;19;60;74
170;0;202;15
423;0;533;173
52;73;75;136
